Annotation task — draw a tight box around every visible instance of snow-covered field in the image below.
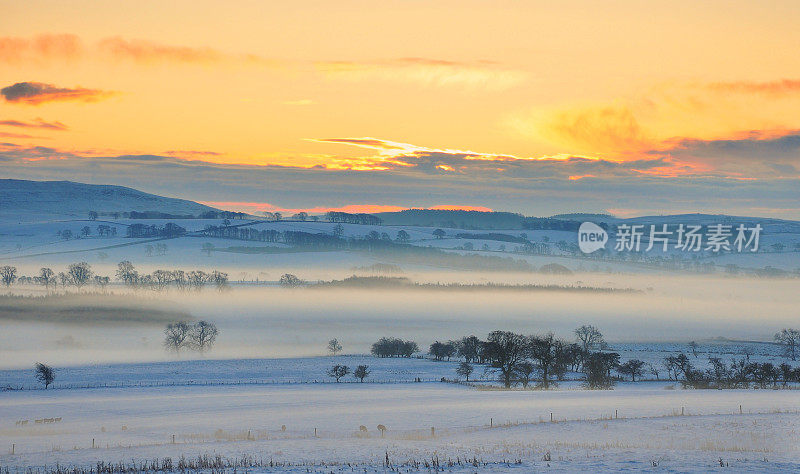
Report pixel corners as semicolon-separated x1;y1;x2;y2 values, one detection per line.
1;206;799;472
2;369;799;472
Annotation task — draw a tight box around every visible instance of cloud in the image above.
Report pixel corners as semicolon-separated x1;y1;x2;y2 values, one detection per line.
708;78;800;96
538;105;653;154
0;34;281;68
2;145;799;219
0;118;68;130
282;99;314;106
98;37;223;64
97;37;280;67
0;132;42;139
315;57;525;90
309;137;615;173
164;150;223;158
652;129;800;178
1;82;114;105
0;34;83;63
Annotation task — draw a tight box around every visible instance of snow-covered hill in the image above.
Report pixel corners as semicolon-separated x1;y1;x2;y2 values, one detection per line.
0;179;221;223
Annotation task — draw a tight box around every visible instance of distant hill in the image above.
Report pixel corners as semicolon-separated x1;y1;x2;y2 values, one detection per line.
375;209;526;229
0;179;220;222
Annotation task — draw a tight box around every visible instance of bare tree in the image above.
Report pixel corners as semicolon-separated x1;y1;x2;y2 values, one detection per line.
328;338;342;356
456;335;482;363
484;331;527;388
327;364;350;382
187;270;208;290
35;362;55;389
190;321;219;353
575;325;606;354
775;328;800;361
0;265;17;287
528;333;564;389
353;365;370;382
617;359;646;381
67;262;93;287
94;275;110;290
37;267;56;290
116;261;138;286
164;321;192;353
513;361;535;388
279;273;303;287
210;271;229;291
456;361;474;381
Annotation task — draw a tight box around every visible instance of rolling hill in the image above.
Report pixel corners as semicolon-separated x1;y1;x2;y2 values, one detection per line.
0;179;221;222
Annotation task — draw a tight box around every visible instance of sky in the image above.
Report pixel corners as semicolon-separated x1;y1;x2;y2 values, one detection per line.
2;0;800;218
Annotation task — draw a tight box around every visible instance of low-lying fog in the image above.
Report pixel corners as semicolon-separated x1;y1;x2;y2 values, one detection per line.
0;271;796;369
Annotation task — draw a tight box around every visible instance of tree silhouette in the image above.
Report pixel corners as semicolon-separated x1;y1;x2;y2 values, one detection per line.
327;364;350;382
35;363;55;389
353;365;370;382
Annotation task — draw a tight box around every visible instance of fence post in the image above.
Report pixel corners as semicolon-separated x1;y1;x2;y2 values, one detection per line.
615;409;618;419
11;444;14;455
739;404;742;414
172;434;175;444
490;418;493;428
92;438;95;449
681;406;684;416
550;412;553;422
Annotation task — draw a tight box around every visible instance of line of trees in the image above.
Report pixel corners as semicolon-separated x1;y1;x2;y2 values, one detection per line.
324;212;382;225
422;325;609;389
420;325;800;390
126;222;187;238
3;263;105;289
116;261;229;291
370;337;419;358
57;224;119;240
662;352;800;389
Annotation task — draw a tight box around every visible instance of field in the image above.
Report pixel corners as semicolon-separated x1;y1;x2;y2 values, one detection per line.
1;209;799;472
1;355;799;472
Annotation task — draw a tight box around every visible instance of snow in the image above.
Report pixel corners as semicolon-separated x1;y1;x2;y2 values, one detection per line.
1;377;798;472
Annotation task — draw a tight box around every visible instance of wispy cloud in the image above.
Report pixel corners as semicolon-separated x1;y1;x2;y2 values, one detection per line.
540;105;653;154
708;78;800;96
315;57;525;90
97;37;282;68
98;37;223;64
0;34;83;63
1;82;114;105
0;118;68;130
0;34;282;68
164;150;223;158
282;99;314;106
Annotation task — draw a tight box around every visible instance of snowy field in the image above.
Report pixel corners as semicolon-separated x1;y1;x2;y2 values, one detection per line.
1;211;799;472
1;379;799;472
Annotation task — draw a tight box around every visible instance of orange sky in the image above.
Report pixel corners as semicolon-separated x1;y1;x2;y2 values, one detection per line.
2;1;800;216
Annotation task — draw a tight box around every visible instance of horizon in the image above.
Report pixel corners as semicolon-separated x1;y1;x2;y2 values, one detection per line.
5;176;798;222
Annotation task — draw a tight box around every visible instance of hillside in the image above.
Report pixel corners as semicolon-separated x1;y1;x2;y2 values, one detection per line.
0;179;220;222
